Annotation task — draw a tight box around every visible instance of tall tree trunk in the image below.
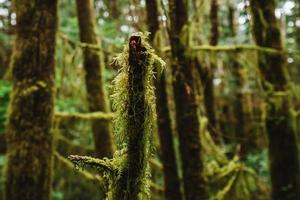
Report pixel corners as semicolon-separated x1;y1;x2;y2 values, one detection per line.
168;0;207;199
227;5;255;157
76;0;114;158
145;1;183;199
230;55;255;158
228;4;236;38
112;35;153;200
199;0;222;144
4;1;57;199
145;0;159;42
209;0;219;46
250;0;300;199
105;0;120;19
295;0;300;51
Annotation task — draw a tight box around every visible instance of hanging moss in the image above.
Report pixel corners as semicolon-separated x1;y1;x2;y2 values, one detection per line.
69;33;165;200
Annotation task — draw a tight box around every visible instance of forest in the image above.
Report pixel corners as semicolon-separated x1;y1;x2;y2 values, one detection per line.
0;0;300;200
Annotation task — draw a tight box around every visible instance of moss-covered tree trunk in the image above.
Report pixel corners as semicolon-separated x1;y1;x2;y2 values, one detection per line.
250;0;300;199
198;0;222;144
168;0;207;199
4;1;57;200
76;0;114;158
69;34;163;200
145;1;183;199
112;35;150;200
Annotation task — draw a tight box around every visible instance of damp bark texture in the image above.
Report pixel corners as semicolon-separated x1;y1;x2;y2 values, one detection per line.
4;1;57;200
250;0;300;199
145;0;183;199
112;36;149;200
76;0;114;158
168;0;208;199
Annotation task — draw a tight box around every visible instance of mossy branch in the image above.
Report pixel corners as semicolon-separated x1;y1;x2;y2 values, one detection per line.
68;155;116;174
60;31;298;56
59;32;114;54
55;152;103;182
162;44;299;56
55;111;115;121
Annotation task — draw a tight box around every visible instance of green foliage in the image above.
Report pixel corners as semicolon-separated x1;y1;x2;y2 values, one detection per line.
244;150;269;178
0;80;11;133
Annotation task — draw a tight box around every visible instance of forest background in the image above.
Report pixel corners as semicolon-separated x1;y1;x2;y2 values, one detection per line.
0;0;300;200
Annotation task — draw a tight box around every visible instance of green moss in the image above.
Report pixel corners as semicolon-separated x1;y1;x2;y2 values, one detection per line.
69;33;165;200
111;33;165;146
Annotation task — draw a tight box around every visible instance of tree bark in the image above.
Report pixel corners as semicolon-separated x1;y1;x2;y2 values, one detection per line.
76;0;114;158
4;1;57;200
0;133;6;154
295;0;300;51
250;0;300;199
145;0;159;42
145;1;183;199
199;0;222;144
112;36;150;200
230;55;255;158
227;5;255;157
168;0;208;199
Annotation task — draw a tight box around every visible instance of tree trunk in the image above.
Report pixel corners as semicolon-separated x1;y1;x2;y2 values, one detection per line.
112;35;151;200
295;0;300;51
228;5;236;38
250;0;300;199
230;55;255;158
168;0;208;199
145;0;159;42
227;5;256;157
0;133;5;154
4;1;57;199
145;1;183;199
106;0;120;19
199;0;222;144
76;0;114;158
